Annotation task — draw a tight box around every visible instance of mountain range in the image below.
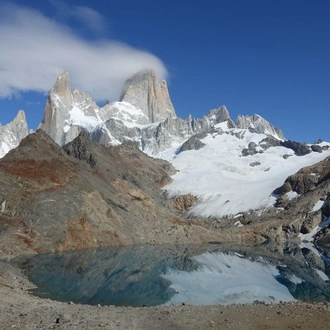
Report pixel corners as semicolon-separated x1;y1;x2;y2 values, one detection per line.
1;69;330;256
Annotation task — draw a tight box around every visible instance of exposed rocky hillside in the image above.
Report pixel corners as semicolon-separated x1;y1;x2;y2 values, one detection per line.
272;156;330;248
0;128;330;258
0;129;263;258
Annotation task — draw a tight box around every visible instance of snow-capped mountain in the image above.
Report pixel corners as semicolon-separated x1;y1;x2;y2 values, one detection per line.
0;110;29;158
35;70;330;221
38;69;177;146
3;69;330;225
38;70;285;154
159;121;330;218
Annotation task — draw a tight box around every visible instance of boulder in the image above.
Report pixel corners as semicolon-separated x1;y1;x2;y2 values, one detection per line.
178;133;207;153
311;145;323;153
280;140;312;156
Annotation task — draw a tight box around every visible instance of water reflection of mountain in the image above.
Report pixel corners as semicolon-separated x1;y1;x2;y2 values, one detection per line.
17;244;206;306
217;242;330;303
17;242;330;307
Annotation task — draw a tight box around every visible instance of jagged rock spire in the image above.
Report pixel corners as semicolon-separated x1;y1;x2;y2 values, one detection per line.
119;69;177;124
39;72;73;145
0;110;29;158
39;72;100;145
236;114;285;140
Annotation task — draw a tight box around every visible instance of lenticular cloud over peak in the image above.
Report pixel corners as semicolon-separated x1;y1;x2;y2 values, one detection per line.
0;2;167;101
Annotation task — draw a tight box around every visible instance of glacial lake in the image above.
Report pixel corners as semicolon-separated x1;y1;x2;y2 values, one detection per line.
18;242;330;307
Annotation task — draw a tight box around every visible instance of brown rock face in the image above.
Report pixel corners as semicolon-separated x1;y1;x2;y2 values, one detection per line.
267;155;330;246
120;69;176;123
280;156;330;195
166;194;198;212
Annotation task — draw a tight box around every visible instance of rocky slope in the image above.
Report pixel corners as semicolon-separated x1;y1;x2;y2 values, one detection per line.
1;128;330;259
0;110;29;158
273;155;330;247
1;129;264;258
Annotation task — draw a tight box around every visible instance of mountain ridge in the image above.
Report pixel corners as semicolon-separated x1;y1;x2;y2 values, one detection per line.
35;70;286;156
0;110;29;159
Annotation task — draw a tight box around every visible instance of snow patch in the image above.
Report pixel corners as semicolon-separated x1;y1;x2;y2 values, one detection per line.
285;191;299;200
311;200;324;213
314;269;329;282
234;221;244;227
299;217;330;242
289;275;303;285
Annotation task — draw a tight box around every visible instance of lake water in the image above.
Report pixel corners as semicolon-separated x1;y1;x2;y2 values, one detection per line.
18;242;330;307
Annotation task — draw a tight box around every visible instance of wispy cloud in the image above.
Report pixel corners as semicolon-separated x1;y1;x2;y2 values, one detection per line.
49;0;107;33
0;2;167;101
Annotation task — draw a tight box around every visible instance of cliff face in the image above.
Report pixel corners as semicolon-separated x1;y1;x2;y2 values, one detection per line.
236;114;284;140
119;69;177;123
38;72;73;145
38;71;102;145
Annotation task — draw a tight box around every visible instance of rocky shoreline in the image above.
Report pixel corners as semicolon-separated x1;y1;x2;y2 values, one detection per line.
0;259;329;330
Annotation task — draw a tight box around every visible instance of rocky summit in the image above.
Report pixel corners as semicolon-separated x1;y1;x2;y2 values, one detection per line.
119;68;177;123
36;71;286;155
0;110;29;159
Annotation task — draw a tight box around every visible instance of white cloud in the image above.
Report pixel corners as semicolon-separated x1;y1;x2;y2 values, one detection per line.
49;0;107;33
0;2;167;101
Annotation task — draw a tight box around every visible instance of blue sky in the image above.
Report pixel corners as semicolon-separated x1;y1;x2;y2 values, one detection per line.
0;0;329;143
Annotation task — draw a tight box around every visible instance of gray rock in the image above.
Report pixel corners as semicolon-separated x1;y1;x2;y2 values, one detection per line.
280;140;312;156
301;212;322;234
236;114;285;140
207;106;231;123
311;145;323;153
56;313;71;324
321;198;330;217
0;110;29;159
178;133;207;153
39;71;72;145
249;161;261;167
259;137;281;150
90;114;212;155
120;69;176;123
315;224;330;247
242;142;258;156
